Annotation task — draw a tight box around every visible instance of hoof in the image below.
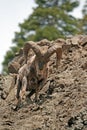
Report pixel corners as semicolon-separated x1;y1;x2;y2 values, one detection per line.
35;98;39;103
11;98;22;111
11;104;18;111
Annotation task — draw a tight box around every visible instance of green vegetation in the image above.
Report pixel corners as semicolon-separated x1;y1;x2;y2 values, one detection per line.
2;0;86;73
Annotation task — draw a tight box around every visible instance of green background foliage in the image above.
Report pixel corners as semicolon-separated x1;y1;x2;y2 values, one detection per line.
2;0;86;73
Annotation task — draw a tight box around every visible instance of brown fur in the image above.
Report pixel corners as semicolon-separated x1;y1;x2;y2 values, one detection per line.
15;40;65;108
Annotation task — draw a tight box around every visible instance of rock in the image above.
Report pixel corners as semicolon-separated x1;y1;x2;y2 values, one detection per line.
0;36;87;130
81;62;87;70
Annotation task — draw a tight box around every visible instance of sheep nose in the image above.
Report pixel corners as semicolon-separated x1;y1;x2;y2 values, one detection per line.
38;74;42;78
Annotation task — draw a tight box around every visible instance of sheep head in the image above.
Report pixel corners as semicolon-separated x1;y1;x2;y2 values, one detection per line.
23;41;47;79
23;39;65;79
34;57;48;80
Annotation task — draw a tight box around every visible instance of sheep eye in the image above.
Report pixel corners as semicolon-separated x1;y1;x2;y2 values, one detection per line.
30;67;35;72
38;62;44;70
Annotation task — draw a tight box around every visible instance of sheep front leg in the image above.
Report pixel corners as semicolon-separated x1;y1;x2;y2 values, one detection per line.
12;76;22;110
20;76;27;100
26;89;35;98
13;76;27;110
16;76;22;104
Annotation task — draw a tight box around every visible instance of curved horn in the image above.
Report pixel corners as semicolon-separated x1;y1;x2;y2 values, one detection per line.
23;41;42;63
43;44;62;68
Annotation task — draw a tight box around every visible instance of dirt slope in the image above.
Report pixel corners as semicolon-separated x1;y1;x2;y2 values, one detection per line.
0;37;87;130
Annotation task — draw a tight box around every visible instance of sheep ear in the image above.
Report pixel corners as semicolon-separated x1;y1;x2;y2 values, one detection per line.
43;44;62;68
23;41;42;63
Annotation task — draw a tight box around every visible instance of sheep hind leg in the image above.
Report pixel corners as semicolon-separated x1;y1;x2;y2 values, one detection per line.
12;79;22;110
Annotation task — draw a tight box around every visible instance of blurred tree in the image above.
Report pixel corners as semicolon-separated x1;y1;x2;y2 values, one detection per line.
79;0;87;34
2;0;80;73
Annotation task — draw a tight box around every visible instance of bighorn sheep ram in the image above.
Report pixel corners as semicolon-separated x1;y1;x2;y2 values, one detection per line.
15;39;65;108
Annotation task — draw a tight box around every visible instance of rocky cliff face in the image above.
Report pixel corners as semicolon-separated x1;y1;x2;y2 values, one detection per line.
0;35;87;130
